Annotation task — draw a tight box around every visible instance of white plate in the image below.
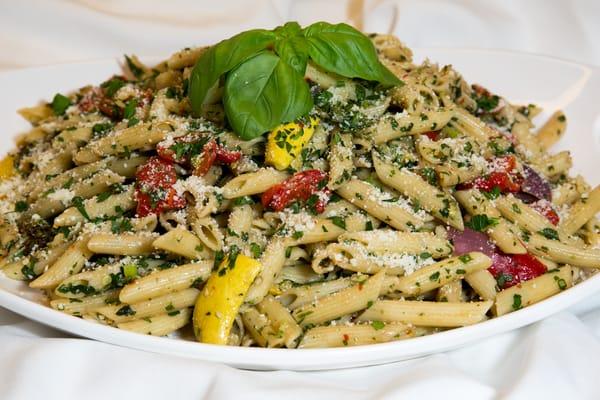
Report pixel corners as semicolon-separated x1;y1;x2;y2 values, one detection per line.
1;49;599;371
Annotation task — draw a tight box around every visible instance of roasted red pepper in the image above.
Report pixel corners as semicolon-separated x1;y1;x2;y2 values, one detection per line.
261;170;330;213
488;252;547;289
157;138;241;176
78;82;152;120
134;157;186;217
423;131;439;141
192;140;218;176
530;200;560;225
215;145;242;164
461;155;522;193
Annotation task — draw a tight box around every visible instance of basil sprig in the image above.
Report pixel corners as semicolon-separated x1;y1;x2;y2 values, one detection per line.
189;21;402;140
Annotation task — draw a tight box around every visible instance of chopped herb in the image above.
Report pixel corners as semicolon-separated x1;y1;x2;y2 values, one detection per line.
329;216;346;230
14;201;28;212
458;254;472;263
512;203;521;214
538;228;559;241
371;321;385;330
116;305;136;316
420;167;438;186
96;191;111;203
250;243;262;258
465;214;498;232
111;217;133;234
554;276;567;290
429;271;440;282
420;252;432;260
512;294;522;311
476;94;499;113
57;282;98;296
51;93;71;115
123;99;138;120
101;77;125;98
233;196;255;206
21;261;37;280
483;186;501;200
496;273;513;288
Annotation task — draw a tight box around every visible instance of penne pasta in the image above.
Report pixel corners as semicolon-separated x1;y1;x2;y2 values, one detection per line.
494;267;572;316
357;300;493;327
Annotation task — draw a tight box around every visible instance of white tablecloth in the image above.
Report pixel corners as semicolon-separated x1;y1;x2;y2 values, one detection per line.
1;1;600;398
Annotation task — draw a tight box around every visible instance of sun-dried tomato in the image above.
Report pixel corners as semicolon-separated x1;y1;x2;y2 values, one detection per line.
261;170;329;213
134;157;185;216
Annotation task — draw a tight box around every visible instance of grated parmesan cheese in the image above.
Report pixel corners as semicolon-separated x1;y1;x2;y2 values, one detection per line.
278;209;316;233
47;188;74;205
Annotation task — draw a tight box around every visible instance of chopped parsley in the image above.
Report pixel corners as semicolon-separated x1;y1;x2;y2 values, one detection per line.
371;321;385;330
51;93;71;115
116;305;136;316
483;186;501;200
458;254;472;263
554;276;567;290
429;271;440;282
538;228;559;241
250;243;262;258
512;294;522;311
465;214;498;232
123;99;138;120
14;201;28;212
328;216;346;230
92;122;114;139
101;77;125;98
71;196;90;221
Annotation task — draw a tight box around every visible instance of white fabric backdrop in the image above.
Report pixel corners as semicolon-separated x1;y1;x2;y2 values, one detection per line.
1;1;600;399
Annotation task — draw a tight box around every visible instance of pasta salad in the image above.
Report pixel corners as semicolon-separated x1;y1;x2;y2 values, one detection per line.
0;22;599;348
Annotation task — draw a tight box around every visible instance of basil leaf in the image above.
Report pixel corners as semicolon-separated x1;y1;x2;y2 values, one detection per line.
274;21;303;38
224;51;312;140
275;36;309;76
303;22;401;86
188;29;276;115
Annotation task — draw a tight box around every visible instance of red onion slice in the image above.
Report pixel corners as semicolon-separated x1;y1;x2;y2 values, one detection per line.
447;227;496;257
521;164;551;201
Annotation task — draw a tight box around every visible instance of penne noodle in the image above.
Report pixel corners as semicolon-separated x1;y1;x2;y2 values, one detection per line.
494;267;572;316
119;261;211;304
299;322;422;348
357;300;493;327
394;252;491;295
88;233;156;256
117;308;191;336
292;270;385;327
97;288;200;323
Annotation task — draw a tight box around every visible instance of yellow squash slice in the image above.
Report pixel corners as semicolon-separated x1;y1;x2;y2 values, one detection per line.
265;117;319;170
0;155;15;180
193;254;262;345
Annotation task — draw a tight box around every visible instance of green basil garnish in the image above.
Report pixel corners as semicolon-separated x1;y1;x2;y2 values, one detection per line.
189;21;402;140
